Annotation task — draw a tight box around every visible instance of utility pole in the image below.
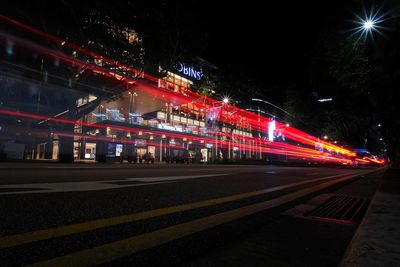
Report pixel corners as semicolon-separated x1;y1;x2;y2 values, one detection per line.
258;106;261;160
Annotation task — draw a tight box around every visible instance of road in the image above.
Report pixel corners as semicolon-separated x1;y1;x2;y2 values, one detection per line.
0;163;382;266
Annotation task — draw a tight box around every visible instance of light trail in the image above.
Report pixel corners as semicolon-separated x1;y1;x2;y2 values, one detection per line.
0;108;353;164
0;15;356;162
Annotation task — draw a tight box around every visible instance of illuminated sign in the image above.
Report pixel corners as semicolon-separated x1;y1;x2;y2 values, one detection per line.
135;139;147;146
116;144;123;157
318;98;333;102
169;140;182;146
176;62;203;81
106;143;116;157
268;120;276;142
158;123;183;132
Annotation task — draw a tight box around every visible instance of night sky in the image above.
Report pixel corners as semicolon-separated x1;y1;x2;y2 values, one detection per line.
199;1;354;100
0;0;394;151
203;2;345;79
1;0;354;90
0;0;364;113
0;1;378;105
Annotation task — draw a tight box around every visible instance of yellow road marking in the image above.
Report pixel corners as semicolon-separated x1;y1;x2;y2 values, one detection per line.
28;170;379;267
0;171;370;249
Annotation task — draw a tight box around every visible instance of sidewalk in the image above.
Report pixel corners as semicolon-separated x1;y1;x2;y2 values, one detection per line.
340;168;400;267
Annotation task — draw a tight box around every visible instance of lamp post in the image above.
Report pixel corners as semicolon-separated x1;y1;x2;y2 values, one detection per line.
251;98;294;118
128;91;138;124
128;91;137;113
251;98;293;161
258;106;261;160
220;97;230;161
227;110;238;161
128;92;132;114
211;98;229;162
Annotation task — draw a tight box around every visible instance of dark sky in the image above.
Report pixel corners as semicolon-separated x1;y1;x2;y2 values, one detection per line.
1;0;390;150
1;0;356;92
201;1;349;87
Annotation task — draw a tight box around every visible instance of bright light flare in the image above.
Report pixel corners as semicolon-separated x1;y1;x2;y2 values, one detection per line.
363;20;374;29
352;7;387;42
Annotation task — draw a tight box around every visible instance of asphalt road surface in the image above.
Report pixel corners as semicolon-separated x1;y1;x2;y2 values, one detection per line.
0;163;382;266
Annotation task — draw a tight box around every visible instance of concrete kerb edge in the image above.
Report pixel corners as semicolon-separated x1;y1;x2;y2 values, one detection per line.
338;168;399;267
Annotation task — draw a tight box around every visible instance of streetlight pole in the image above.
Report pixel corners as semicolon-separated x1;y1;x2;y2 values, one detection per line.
252;98;294;118
251;98;294;161
128;92;132;114
258;106;261;160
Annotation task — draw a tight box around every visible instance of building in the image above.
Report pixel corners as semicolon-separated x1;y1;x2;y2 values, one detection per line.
69;57;258;163
0;16;355;164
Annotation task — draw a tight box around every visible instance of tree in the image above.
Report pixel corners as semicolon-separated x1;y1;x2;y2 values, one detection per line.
191;73;218;97
316;2;400;164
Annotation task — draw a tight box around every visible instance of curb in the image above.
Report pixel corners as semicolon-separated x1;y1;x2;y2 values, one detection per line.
339;168;400;267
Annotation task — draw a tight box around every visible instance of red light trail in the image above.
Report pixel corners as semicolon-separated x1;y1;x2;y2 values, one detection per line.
0;108;353;164
0;15;357;163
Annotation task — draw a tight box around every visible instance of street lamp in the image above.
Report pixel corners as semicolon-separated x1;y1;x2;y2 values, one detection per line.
323;135;328;140
250;98;291;160
128;91;138;113
213;97;230;162
245;108;281;120
251;98;293;117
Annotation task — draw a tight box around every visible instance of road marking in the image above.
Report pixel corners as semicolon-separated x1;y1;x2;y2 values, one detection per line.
0;174;229;195
0;172;366;249
0;181;170;195
190;167;257;171
45;166;102;169
126;174;228;182
28;170;379;267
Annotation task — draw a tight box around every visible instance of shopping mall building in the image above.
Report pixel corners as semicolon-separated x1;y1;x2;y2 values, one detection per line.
67;58;258;163
0;14;269;164
0;55;261;163
0;15;357;165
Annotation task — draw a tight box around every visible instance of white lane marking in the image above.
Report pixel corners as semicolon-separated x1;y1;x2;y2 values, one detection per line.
45;166;100;169
0;174;229;195
0;182;171;195
190;168;253;172
126;173;228;182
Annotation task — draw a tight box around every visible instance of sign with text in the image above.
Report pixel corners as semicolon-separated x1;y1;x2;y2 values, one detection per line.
176;62;203;81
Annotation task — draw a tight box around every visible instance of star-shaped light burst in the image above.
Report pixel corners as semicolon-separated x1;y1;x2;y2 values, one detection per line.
363;20;374;30
352;7;386;42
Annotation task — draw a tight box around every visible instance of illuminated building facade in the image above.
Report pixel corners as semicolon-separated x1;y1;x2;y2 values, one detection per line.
0;15;358;165
71;58;256;163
